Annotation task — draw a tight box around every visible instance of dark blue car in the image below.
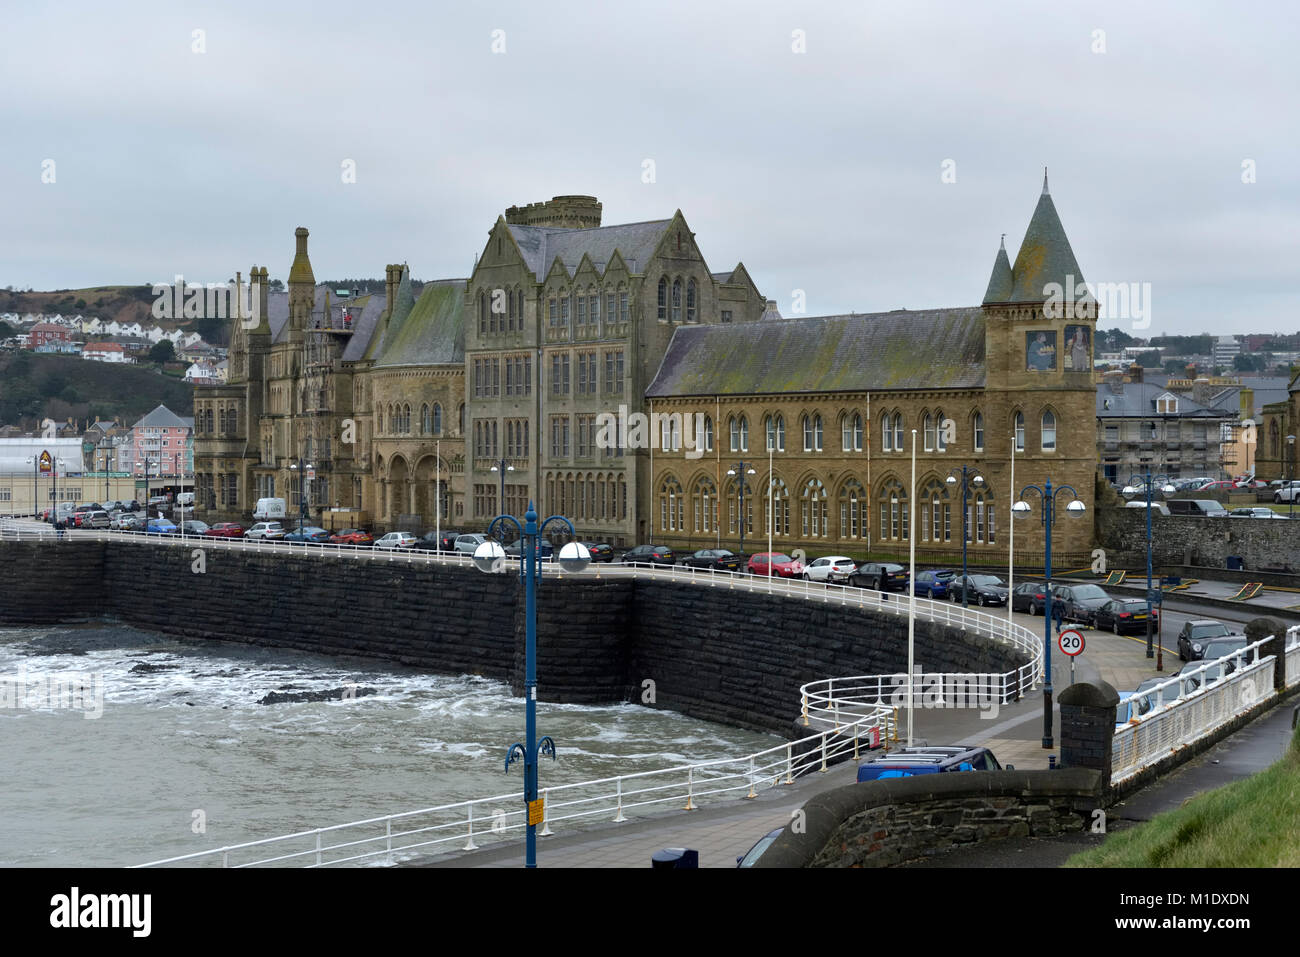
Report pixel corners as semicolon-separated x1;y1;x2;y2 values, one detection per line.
856;745;1005;781
913;569;955;599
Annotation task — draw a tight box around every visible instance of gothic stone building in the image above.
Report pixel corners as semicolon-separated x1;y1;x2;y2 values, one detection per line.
647;176;1098;565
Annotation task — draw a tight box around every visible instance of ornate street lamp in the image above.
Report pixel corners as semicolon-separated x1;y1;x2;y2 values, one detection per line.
473;503;590;868
289;458;314;526
1012;479;1086;749
725;462;758;561
945;465;985;606
1123;471;1175;666
490;458;515;516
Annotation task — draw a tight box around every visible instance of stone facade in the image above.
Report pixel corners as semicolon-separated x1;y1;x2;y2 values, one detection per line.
1096;506;1300;571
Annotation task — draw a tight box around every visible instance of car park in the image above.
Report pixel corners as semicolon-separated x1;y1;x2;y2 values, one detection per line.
947;574;1009;607
1093;598;1158;634
848;562;908;592
622;544;676;565
580;541;615;563
245;521;286;540
204;522;245;538
681;548;743;572
745;552;804;578
1176;619;1235;661
856;745;1007;780
1053;583;1112;625
375;531;417;550
803;556;857;584
912;569;955;599
284;525;332;545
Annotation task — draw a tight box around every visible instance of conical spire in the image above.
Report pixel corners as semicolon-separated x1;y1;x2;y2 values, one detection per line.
288;227;315;287
1006;179;1085;302
982;234;1014;304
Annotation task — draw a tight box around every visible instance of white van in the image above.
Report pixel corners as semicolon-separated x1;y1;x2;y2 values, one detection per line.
176;492;194;506
253;497;287;520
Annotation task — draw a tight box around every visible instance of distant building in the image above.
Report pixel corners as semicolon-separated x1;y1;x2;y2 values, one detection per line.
83;341;132;363
28;322;74;350
129;405;193;478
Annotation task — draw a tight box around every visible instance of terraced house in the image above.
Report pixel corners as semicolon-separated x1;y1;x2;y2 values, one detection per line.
647;175;1098;564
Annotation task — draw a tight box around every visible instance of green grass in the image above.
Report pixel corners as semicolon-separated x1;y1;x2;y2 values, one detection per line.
1065;723;1300;867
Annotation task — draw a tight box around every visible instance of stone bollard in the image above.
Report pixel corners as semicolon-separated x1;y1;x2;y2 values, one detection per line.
1058;680;1119;790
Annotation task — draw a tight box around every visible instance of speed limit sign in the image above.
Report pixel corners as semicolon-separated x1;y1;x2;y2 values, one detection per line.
1058;629;1085;656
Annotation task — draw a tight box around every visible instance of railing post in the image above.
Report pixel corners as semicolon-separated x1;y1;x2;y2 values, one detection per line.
386;819;392;855
464;803;479;851
800;687;810;726
820;731;829;772
784;744;795;784
684;768;697;810
746;756;757;798
315;830;322;867
539;788;553;835
613;779;626;822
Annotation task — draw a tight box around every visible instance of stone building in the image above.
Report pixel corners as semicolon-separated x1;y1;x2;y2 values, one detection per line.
1259;371;1300;483
646;176;1099;566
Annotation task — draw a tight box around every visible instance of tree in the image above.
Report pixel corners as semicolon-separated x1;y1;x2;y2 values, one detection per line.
269;279;284;292
1135;350;1162;368
0;320;15;339
148;340;175;364
1163;359;1188;375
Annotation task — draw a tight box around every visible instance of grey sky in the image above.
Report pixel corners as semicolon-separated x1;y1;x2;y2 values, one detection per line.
3;0;1297;337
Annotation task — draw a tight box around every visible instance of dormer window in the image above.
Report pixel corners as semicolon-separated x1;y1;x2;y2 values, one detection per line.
1156;396;1178;414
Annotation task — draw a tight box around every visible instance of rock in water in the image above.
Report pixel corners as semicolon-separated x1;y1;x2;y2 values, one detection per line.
257;686;377;705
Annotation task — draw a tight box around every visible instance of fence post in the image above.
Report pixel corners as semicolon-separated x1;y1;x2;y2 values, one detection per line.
684;768;697;810
540;788;553;835
820;731;829;772
784;744;795;784
746;756;758;798
613;780;626;822
464;803;479;851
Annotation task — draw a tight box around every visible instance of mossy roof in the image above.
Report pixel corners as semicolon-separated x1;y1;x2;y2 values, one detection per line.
509;220;671;280
1003;183;1086;303
373;279;465;367
646;308;986;398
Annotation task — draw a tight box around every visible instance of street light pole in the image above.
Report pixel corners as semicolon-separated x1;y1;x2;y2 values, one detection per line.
726;461;757;561
473;504;590;868
1013;478;1086;749
1125;471;1172;663
946;465;985;606
490;458;514;517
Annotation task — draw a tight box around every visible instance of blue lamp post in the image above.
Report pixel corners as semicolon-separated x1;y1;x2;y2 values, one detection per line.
473;502;590;867
725;461;757;560
945;465;985;606
1012;478;1086;749
1123;471;1174;665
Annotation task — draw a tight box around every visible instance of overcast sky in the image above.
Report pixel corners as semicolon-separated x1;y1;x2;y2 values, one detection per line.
3;1;1297;337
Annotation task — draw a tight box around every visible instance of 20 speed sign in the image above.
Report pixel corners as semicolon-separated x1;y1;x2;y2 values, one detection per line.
1058;629;1085;657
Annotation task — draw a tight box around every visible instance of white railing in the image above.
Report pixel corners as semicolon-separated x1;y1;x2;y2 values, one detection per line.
134;705;896;868
1286;625;1300;690
1111;636;1276;784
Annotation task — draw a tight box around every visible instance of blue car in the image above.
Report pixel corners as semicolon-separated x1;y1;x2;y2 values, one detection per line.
146;519;178;535
913;569;955;599
857;745;1005;780
283;525;332;545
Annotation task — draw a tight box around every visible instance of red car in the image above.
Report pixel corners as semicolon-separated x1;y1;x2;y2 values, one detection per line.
330;528;374;547
204;523;245;538
746;552;805;578
1196;481;1235;492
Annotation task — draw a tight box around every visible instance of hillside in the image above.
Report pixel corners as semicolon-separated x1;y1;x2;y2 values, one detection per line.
0;351;194;429
0;285;157;328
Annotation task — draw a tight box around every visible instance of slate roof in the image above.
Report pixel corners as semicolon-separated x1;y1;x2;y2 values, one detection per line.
373;278;466;368
647;308;986;398
132;404;190;429
1095;383;1226;418
340;293;387;362
982;239;1014;304
508;219;672;281
1002;175;1087;303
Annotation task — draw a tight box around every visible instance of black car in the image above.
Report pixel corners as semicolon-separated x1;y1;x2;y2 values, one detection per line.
622;544;676;565
848;562;908;592
736;827;784;868
948;574;1008;607
1054;583;1112;626
1177;619;1236;661
1180;637;1250;690
681;548;744;572
1093;598;1158;634
580;541;615;563
1010;581;1063;616
413;530;459;552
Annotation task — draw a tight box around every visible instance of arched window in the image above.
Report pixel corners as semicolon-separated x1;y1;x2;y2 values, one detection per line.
766;415;776;451
971;485;996;545
935;409;948;452
973;412;984;452
813;415;823;451
433;403;443;435
478;290;487;334
659;477;683;531
657;277;668;320
893;413;904;452
693;477;717;532
802;478;828;537
421;403;431;435
920;479;950;543
403;404;412;434
1014;411;1025;452
671;278;682;322
686;279;697;322
882;413;893;452
738;415;749;452
802;414;813;452
840;479;866;539
924;413;935;451
768;477;790;536
702;415;714;452
878;479;909;542
730;416;740;452
1041;410;1057;452
842;412;863;452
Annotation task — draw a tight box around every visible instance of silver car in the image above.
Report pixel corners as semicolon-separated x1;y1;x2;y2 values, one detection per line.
375;531;417;550
454;533;489;555
246;521;286;540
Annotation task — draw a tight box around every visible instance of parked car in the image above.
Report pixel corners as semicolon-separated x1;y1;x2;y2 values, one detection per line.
245;521;286;540
1194;481;1236;493
1177;619;1235;661
1273;481;1300;504
204;522;245;538
179;520;210;535
1229;507;1288;519
912;568;955;599
330;528;376;547
745;552;804;578
948;574;1009;607
375;531;417;550
580;541;615;563
110;513;144;531
804;555;858;584
1179;638;1250;690
848;562;909;592
412;531;457;552
856;745;1006;780
284;525;332;545
1234;479;1268;490
504;538;554;560
1093;598;1159;634
1053;583;1113;625
1166;499;1229;518
146;518;178;535
680;548;744;572
454;533;490;555
1011;581;1064;617
83;510;111;529
622;544;676;565
736;827;785;868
